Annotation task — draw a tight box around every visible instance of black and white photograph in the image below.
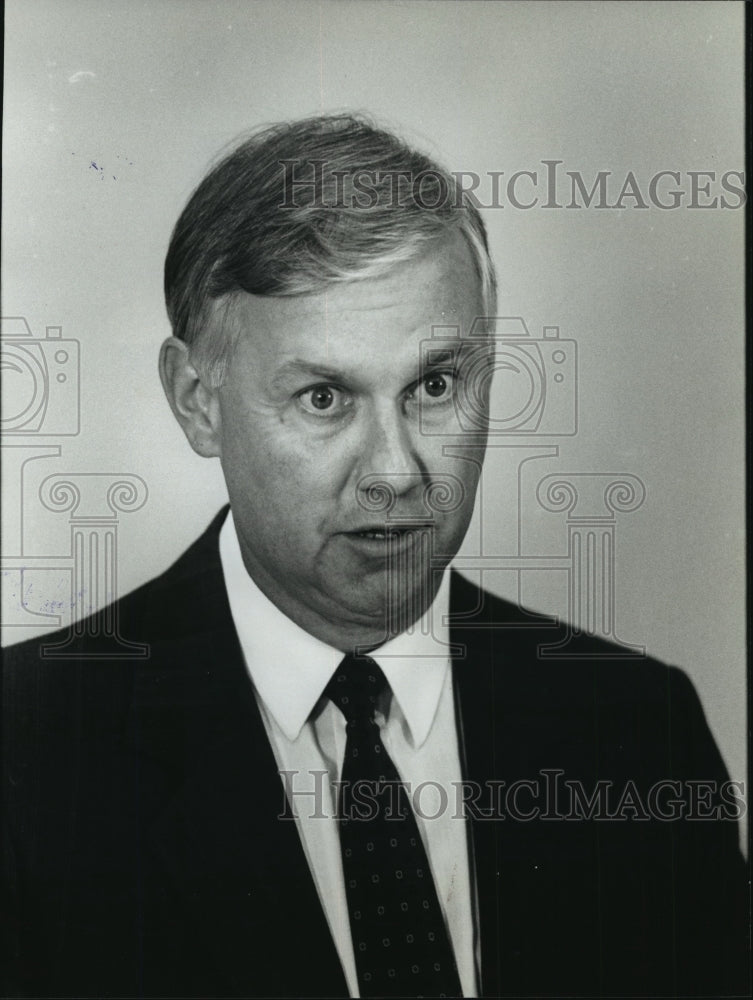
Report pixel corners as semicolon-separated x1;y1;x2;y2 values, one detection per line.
2;1;747;996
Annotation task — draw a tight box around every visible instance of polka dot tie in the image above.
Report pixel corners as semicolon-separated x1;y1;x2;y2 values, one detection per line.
325;655;462;998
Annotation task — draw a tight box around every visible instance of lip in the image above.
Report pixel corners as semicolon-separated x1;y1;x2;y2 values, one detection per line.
346;521;434;536
341;523;434;553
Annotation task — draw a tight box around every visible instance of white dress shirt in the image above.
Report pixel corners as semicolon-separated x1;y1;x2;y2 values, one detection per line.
219;511;478;997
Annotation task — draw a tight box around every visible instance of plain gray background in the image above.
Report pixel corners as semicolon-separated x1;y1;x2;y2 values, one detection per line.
2;1;745;821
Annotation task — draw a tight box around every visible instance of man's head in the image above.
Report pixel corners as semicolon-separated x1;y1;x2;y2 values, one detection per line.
160;113;496;650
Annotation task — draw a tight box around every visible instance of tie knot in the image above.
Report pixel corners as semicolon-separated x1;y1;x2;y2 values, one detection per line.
325;654;388;725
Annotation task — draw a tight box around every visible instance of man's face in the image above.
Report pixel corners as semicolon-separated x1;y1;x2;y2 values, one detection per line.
213;233;488;650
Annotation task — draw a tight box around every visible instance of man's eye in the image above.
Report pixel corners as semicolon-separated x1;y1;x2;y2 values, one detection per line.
424;373;449;398
297;384;349;416
417;370;457;403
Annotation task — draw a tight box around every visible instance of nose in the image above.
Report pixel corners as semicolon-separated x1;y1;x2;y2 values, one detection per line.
355;402;426;499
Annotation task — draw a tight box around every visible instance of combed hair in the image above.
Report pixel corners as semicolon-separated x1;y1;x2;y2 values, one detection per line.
164;113;497;385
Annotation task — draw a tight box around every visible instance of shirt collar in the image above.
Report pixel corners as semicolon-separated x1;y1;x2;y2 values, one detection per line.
219;509;451;749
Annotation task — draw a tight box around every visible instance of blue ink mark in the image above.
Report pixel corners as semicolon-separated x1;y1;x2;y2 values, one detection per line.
41;599;66;613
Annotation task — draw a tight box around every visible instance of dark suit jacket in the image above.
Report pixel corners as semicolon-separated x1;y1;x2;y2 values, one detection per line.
2;509;748;997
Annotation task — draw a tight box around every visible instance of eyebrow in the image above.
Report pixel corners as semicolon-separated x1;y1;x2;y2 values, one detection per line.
270;360;347;389
270;342;473;391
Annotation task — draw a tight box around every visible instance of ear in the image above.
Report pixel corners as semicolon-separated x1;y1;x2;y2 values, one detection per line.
159;337;222;457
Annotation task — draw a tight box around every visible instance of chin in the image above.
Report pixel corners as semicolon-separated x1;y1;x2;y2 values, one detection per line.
371;586;436;633
329;579;430;629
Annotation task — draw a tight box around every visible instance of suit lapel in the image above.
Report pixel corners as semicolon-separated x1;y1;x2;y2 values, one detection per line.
147;698;347;996
450;572;503;999
129;510;348;996
450;570;561;998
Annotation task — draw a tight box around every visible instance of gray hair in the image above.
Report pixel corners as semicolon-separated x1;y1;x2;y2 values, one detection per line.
164;113;497;385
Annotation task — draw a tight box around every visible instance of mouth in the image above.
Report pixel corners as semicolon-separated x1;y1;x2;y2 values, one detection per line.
345;523;434;542
339;523;438;570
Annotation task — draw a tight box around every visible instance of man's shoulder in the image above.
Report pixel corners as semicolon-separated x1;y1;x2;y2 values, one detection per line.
2;508;233;788
451;572;728;787
2;507;229;671
451;569;675;671
449;569;697;718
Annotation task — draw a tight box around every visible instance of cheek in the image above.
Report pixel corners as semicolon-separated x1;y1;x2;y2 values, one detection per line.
220;405;303;479
223;434;344;529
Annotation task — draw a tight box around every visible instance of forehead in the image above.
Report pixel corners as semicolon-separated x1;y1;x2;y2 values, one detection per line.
223;234;483;375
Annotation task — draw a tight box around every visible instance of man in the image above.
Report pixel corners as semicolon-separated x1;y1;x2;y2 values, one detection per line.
2;114;747;997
